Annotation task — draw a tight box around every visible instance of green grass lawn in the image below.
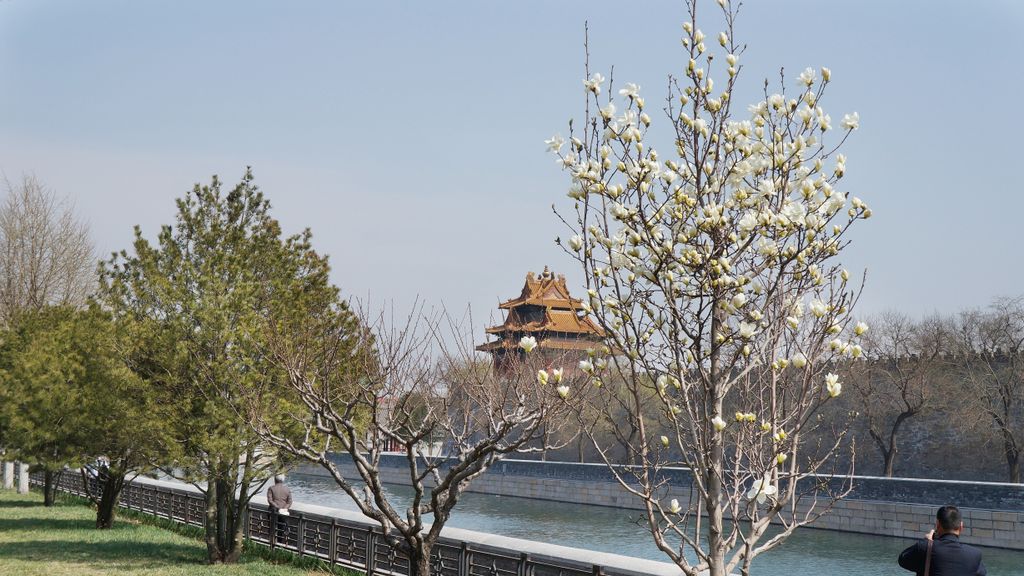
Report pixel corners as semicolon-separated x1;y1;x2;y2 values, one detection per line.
0;489;332;575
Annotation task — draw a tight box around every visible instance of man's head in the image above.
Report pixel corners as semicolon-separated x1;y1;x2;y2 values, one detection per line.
274;474;285;484
936;505;963;535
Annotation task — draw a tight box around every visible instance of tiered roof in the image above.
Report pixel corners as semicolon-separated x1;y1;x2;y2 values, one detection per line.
476;267;604;353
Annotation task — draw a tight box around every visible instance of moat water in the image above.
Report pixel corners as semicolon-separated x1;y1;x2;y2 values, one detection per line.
288;473;1022;576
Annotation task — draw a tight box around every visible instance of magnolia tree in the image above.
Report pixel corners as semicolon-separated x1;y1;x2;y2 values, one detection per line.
548;2;870;575
247;305;581;576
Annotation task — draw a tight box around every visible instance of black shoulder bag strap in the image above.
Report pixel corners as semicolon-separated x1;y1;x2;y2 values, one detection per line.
924;538;934;576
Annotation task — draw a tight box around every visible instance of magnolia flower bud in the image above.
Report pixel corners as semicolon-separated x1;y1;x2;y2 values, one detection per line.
537;369;549;385
569;235;584;251
712;416;727;431
777;453;788;465
718;32;728;46
669;498;682;513
660;435;670;448
825;373;842;398
556;384;570;399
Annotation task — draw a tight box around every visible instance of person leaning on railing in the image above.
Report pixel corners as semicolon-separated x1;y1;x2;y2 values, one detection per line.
267;474;293;544
898;505;986;576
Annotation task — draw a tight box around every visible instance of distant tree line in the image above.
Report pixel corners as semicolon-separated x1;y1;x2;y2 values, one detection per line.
536;306;1023;485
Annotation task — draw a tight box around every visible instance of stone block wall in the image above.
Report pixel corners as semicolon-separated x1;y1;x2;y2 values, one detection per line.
299;455;1023;550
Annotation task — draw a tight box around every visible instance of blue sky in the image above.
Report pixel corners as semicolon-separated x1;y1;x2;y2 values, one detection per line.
2;0;1022;325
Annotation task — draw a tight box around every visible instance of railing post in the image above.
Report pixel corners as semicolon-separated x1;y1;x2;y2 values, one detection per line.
365;527;376;576
518;552;529;576
271;511;278;552
329;518;337;565
3;461;13;490
17;462;29;494
243;506;250;541
459;542;469;576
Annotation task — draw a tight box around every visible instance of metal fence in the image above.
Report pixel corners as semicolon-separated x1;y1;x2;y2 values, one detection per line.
29;471;631;576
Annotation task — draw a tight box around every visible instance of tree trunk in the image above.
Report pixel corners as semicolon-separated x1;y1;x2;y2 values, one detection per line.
1005;444;1021;484
408;541;433;576
707;304;726;576
203;464;246;564
883;450;896;478
42;469;60;506
204;475;224;564
96;471;126;529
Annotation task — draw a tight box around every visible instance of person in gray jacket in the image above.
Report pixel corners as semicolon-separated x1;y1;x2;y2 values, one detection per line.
267;474;293;544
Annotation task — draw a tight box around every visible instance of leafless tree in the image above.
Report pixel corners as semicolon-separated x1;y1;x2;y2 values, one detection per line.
0;174;94;325
849;311;948;477
951;298;1024;483
246;304;580;576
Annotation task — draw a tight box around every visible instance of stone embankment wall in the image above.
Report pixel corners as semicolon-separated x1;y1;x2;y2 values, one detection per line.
298;455;1024;550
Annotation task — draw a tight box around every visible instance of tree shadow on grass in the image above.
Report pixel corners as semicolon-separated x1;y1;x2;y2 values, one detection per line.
0;500;50;508
0;517;95;532
0;538;208;570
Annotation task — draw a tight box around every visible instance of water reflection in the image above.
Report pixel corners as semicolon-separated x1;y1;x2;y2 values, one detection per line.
289;473;1023;575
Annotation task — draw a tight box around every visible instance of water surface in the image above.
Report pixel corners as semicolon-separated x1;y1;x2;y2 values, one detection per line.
289;473;1022;575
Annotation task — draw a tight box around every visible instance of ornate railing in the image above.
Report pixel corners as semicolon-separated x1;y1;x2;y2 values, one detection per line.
29;470;673;576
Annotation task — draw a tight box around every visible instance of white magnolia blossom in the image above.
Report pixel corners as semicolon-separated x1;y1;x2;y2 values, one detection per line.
568;235;584;251
583;72;606;94
579;359;594;374
738;321;757;339
791;352;808;369
731;292;747;308
552;367;564;383
841;112;860;130
600;101;616;120
556;384;570;399
854;321;869;336
668;498;682;514
809;299;828;318
545;134;565;153
798;67;815;87
747;475;778;504
825;373;842;398
537;369;549;386
738;211;757;233
618;82;641;99
519;336;538;353
712;416;727;431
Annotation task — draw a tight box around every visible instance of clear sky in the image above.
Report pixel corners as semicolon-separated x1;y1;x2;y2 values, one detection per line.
2;0;1022;326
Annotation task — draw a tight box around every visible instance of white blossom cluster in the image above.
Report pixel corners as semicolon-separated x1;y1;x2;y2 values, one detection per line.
549;0;870;540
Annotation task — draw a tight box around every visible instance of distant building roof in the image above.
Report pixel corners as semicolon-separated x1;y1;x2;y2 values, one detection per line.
477;267;604;355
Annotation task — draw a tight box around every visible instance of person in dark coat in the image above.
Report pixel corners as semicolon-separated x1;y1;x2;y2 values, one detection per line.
267;474;293;544
898;505;986;576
